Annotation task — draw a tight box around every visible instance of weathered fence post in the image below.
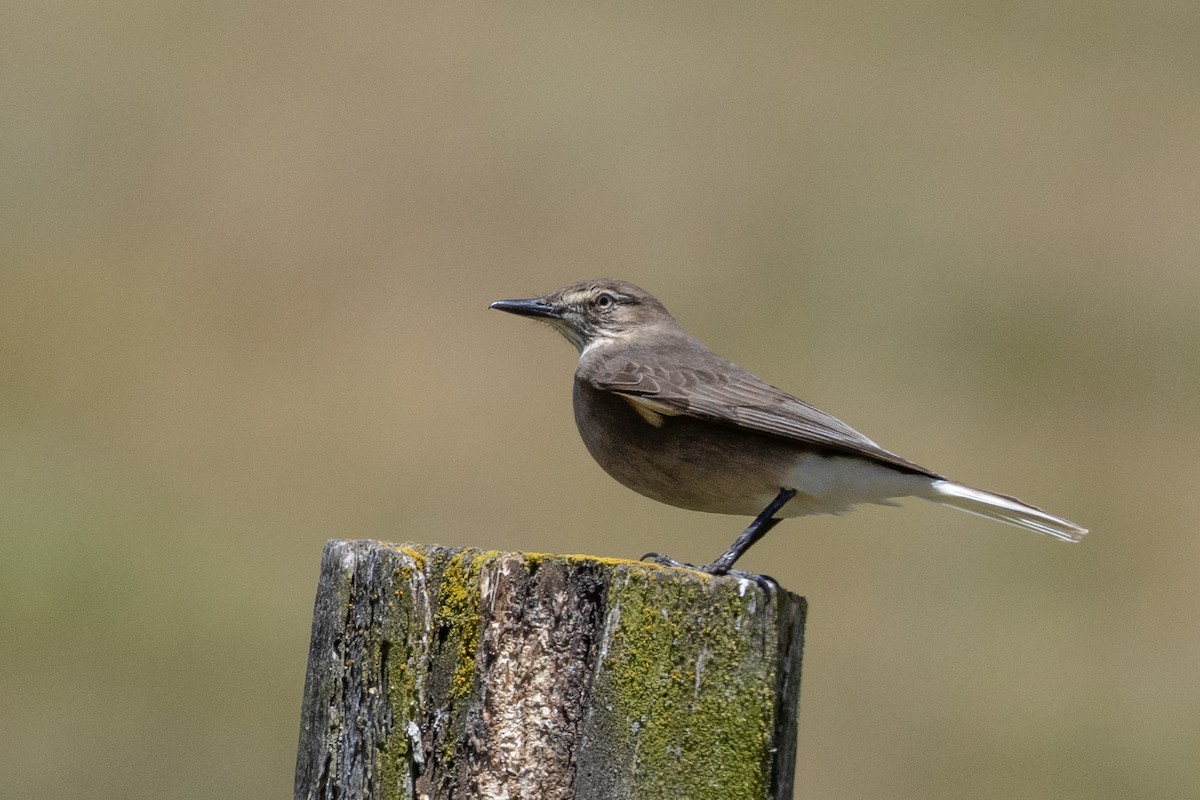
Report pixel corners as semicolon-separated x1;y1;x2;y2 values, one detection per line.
295;540;806;800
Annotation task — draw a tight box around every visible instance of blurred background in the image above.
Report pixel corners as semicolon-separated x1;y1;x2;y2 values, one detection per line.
3;3;1197;798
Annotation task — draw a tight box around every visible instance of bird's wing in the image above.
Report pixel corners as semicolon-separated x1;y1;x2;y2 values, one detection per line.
591;359;940;476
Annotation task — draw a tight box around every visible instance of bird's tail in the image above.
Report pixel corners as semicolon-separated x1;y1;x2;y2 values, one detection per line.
925;480;1087;542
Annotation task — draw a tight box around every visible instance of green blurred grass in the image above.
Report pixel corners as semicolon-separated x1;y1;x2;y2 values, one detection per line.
3;4;1199;798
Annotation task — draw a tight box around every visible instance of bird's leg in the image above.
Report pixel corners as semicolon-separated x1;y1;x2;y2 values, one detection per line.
643;488;797;577
701;488;797;575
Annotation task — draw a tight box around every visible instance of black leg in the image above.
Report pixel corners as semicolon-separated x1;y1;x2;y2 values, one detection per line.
642;488;797;577
701;488;797;575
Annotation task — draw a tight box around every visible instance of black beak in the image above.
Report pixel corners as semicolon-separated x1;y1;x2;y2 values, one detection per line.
489;297;563;319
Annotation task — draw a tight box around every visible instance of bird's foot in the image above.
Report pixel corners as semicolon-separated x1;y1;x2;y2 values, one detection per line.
641;551;695;570
704;565;780;590
640;552;779;590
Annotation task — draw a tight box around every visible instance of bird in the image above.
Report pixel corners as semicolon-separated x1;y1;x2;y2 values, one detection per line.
490;278;1086;575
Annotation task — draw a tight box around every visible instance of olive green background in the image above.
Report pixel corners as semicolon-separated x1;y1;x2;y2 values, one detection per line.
4;4;1197;798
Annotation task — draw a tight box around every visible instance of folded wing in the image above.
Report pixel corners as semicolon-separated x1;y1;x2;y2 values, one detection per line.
591;359;941;477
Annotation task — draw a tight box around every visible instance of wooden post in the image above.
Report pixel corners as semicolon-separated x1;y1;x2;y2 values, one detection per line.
295;540;806;800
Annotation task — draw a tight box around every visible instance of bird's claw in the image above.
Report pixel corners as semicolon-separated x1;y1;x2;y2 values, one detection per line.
708;567;780;591
640;552;779;590
640;551;695;569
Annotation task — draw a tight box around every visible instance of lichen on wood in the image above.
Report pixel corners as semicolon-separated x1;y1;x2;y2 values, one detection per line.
295;540;806;800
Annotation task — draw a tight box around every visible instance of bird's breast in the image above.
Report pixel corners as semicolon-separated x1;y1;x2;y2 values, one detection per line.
571;378;803;515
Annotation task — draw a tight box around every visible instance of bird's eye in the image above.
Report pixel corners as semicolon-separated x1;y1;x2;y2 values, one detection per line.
595;293;616;308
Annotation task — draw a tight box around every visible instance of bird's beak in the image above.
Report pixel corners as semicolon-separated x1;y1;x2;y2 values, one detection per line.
489;297;564;320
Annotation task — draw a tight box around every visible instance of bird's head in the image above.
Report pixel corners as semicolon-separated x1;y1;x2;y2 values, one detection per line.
490;279;674;354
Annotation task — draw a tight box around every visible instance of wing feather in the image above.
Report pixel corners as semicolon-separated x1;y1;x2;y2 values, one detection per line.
596;359;939;477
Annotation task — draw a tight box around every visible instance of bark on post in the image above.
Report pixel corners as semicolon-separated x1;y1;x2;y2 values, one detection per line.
295;540;806;800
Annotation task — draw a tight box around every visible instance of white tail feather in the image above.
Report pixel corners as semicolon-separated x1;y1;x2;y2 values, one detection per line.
926;480;1087;542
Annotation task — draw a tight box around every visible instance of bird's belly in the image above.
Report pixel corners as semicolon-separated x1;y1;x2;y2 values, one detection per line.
572;381;928;518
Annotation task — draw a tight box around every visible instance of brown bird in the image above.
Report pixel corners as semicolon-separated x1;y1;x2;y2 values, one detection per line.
491;279;1086;575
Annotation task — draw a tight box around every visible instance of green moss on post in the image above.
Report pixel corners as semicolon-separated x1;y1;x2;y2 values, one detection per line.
574;566;789;797
295;540;806;800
